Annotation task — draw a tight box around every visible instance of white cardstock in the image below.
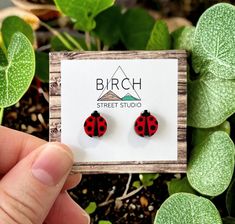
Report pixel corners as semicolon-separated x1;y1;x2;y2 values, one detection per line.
61;59;178;162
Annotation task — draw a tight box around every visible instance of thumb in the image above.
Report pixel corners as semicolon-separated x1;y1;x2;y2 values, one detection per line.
0;142;73;224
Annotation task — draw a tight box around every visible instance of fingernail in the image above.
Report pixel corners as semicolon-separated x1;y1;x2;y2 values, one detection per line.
32;143;73;186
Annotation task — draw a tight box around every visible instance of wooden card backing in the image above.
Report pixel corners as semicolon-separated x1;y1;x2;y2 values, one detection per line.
49;51;187;174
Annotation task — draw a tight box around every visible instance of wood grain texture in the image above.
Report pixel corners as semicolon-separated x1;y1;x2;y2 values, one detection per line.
49;51;187;174
71;163;187;174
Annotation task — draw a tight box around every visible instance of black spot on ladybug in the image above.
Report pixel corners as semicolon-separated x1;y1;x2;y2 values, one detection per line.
87;126;92;131
156;120;158;125
84;121;87;127
100;126;105;131
139;117;143;122
138;126;143;131
149;117;154;121
99;117;104;122
150;125;156;130
135;122;138;127
88;117;93;122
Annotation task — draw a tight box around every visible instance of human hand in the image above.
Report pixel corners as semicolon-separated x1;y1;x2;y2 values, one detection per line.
0;126;90;224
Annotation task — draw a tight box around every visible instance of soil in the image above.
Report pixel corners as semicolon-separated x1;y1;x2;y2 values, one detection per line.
72;174;173;223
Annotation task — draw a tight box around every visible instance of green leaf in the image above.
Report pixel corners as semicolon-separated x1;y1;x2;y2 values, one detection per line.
188;78;235;128
98;221;112;224
226;178;235;217
146;20;171;50
1;16;34;48
54;0;114;31
154;193;222;224
35;52;49;83
192;3;235;79
94;6;122;46
187;131;235;196
167;177;196;196
120;8;155;50
192;121;231;146
172;26;195;52
0;32;35;108
222;217;235;224
132;180;141;189
139;173;159;187
0;47;7;66
85;202;97;214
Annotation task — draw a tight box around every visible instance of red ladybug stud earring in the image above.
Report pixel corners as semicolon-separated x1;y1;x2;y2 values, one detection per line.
134;110;158;137
84;111;107;137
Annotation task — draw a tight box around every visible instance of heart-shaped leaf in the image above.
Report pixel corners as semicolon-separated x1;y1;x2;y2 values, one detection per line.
1;16;34;48
146;20;171;50
192;3;235;79
187;131;235;196
188;77;235;128
94;6;122;46
191;121;230;146
172;26;195;52
154;193;222;224
120;8;154;50
226;178;235;217
0;32;35;107
54;0;114;31
167;177;196;196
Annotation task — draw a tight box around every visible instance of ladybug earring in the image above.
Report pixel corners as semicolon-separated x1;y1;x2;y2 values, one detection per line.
134;110;158;137
84;111;107;137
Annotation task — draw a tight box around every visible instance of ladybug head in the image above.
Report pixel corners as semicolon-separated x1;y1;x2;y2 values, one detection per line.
91;111;100;117
141;110;151;117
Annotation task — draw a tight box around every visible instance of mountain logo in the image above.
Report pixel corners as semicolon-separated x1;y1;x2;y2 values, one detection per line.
98;90;122;101
97;66;141;101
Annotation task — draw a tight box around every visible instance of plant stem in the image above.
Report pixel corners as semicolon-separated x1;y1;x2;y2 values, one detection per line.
85;32;91;50
123;174;132;196
63;32;83;50
116;185;144;201
40;21;74;51
98;185;144;208
96;37;101;51
98;198;115;207
0;107;4;125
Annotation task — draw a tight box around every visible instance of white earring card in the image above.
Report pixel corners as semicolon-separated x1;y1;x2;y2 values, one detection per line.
49;51;187;174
